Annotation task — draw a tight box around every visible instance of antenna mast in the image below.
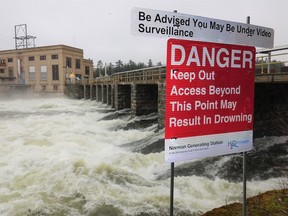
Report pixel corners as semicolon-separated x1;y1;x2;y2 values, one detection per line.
14;24;36;49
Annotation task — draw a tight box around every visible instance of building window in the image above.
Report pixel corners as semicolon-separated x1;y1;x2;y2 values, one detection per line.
85;66;90;76
76;59;81;69
40;55;46;60
52;54;58;59
8;58;13;63
53;85;58;91
0;69;4;74
66;57;72;68
29;56;35;61
52;65;59;80
29;66;35;80
41;65;47;80
8;67;14;77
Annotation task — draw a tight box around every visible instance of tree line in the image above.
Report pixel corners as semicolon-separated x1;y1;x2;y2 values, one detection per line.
94;59;162;77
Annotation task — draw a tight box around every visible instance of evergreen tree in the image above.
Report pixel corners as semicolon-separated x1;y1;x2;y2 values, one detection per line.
106;63;114;75
115;60;124;73
137;62;145;69
148;59;153;67
93;67;98;78
128;60;137;70
94;59;163;77
96;60;104;77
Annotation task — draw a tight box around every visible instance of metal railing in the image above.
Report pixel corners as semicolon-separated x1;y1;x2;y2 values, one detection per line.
93;65;166;84
80;46;288;85
256;46;288;74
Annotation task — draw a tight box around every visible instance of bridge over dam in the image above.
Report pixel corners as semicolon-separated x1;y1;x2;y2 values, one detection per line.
66;48;288;137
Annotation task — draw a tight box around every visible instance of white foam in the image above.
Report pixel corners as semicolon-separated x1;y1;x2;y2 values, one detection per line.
0;98;285;215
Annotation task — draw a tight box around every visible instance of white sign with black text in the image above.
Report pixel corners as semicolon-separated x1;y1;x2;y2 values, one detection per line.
131;7;274;48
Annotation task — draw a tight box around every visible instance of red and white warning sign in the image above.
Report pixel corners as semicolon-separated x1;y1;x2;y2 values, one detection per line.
165;39;255;163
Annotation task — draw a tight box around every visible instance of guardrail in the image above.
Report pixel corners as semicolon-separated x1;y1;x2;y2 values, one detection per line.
93;66;166;84
256;46;288;74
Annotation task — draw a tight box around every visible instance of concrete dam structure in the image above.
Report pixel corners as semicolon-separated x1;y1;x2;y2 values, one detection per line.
66;61;288;137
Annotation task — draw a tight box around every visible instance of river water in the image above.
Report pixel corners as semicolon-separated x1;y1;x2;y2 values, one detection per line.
0;97;287;216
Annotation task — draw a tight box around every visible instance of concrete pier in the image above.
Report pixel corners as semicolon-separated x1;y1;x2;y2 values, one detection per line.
66;65;288;136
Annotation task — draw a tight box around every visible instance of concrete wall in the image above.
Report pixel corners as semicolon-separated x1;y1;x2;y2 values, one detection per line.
158;82;166;129
0;85;32;99
70;84;87;99
91;85;96;100
115;84;131;110
96;85;102;102
83;85;90;99
254;83;288;137
107;85;112;105
131;84;158;116
102;85;107;103
74;82;288;137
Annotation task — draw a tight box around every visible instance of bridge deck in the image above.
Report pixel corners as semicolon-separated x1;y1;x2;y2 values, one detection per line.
255;73;288;83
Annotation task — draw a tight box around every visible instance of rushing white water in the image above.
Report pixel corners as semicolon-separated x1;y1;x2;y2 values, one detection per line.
0;97;286;216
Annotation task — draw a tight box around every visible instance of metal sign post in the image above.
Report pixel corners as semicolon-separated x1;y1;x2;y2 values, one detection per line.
243;152;247;216
242;16;250;216
170;162;174;216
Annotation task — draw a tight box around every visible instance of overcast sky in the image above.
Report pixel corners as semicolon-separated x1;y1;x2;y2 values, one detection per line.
1;0;287;66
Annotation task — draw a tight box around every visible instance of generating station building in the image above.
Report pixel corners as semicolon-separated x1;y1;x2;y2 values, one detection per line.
0;45;93;95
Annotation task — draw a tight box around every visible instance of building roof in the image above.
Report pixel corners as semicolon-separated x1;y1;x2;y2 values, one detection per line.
0;44;83;54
